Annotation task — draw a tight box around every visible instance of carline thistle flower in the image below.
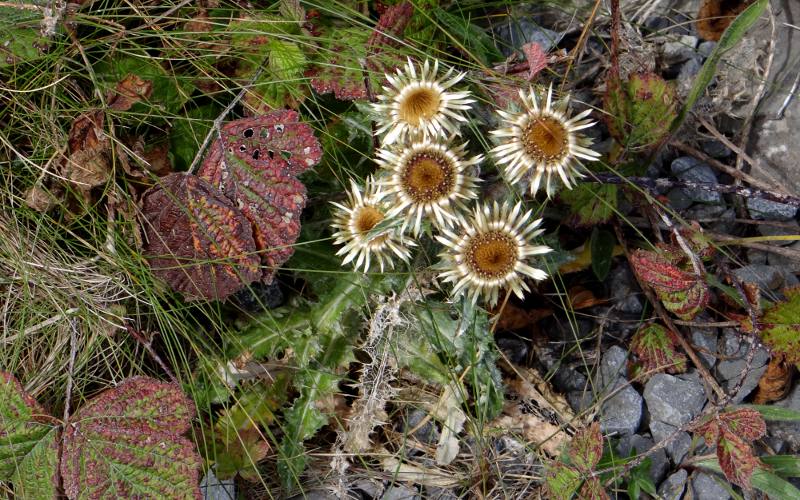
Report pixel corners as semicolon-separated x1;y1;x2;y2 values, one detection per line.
331;177;413;272
376;138;481;236
490;84;601;197
373;58;475;145
436;201;552;307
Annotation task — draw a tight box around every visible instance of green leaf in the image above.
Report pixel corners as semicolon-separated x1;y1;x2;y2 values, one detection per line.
0;372;57;498
742;404;800;422
433;8;502;66
0;6;49;68
568;422;603;472
604;72;678;150
560;183;618;227
60;376;202;499
544;462;582;499
670;0;769;133
590;228;615;281
169;104;219;171
94;56;194;116
757;287;800;366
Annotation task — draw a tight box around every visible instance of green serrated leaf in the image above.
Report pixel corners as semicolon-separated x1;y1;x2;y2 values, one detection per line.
568;422;603;472
590;228;615;281
94;56;193;115
757;287;800;366
560;183;618;227
670;0;768;133
630;323;687;379
0;372;57;497
544;462;582;499
604;72;678;150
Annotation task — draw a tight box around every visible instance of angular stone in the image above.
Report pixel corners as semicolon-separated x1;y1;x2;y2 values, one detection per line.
616;434;669;484
733;264;784;290
690;324;718;369
691;471;731;500
644;373;706;427
201;470;235;500
658;469;688;500
650;420;692;465
610;265;644;314
746;197;798;221
715;329;769;403
383;485;421;500
670;157;722;204
662;35;699;65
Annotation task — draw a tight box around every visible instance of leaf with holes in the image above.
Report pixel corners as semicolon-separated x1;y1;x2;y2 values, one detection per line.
0;372;58;498
630;249;710;320
60;376;201;499
604;72;678;150
142;172;261;301
198;111;320;281
757;287;800;366
693;407;766;489
630;323;687;380
568;422;603;472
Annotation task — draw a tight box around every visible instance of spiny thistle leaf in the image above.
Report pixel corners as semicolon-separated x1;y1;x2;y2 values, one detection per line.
60;376;201;499
693;407;767;489
630;249;710;320
604;72;678;150
0;372;58;498
757;287;800;366
198;111;320;280
567;422;603;472
630;323;688;380
141;172;261;301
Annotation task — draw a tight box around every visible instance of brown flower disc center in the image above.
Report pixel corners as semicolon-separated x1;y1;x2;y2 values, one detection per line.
401;152;455;203
398;87;441;126
354;206;384;234
465;231;518;279
522;115;569;163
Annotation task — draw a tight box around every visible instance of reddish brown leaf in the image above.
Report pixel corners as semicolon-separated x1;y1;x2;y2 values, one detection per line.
142;172;261;301
630;323;687;380
696;0;755;41
107;73;153;111
630;249;709;320
717;428;762;489
579;477;611;500
568;422;603;472
61;377;201;499
753;354;792;404
521;42;548;80
718;408;767;441
63;110;111;193
197;112;319;280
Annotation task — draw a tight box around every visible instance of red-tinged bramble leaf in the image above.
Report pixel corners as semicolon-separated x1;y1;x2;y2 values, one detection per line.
757;287;800;366
579;477;611;500
142;172;261;301
630;249;710;320
543;462;582;499
717;408;767;441
0;372;59;498
568;422;603;472
603;72;678;150
366;1;413;54
198;112;319;280
717;428;762;489
630;323;687;380
521;41;548;80
60;376;202;500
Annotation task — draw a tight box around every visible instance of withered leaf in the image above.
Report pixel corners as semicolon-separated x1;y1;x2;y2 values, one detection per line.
142;172;261;301
697;0;755;41
64;110;111;194
753;354;792;404
107;73;153;111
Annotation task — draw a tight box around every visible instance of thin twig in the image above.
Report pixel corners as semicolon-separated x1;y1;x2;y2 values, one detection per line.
126;326;177;384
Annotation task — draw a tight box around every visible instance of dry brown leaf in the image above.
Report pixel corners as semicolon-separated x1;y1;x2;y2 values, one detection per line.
107;74;153;111
753;354;793;404
696;0;755;41
569;286;608;310
491;410;567;457
63;110;111;197
24;184;61;212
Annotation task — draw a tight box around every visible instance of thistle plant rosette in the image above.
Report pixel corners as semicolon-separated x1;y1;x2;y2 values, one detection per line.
490;84;601;197
436;201;552;307
373;58;475;145
331;176;414;272
376;137;482;236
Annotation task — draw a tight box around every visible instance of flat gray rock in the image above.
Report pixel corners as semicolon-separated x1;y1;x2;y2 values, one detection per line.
201;470;235;500
650;420;692;465
670;157;722;204
644;373;706;427
716;329;769;403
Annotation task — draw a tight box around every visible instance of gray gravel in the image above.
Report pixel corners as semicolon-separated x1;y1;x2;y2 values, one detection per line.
658;470;688;500
643;372;706;427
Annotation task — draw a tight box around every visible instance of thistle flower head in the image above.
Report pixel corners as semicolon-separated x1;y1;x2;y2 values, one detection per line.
377;138;481;236
373;58;475;145
331;177;414;272
490;84;601;197
436;201;552;307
